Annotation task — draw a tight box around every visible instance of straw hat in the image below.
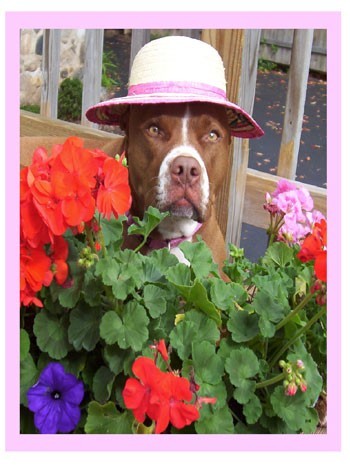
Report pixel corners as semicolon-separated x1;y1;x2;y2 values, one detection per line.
86;35;264;138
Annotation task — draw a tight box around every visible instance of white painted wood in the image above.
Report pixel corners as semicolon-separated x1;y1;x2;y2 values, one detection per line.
40;29;61;119
277;29;314;180
81;29;104;127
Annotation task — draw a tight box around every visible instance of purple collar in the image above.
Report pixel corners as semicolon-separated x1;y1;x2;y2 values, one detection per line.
126;212;202;251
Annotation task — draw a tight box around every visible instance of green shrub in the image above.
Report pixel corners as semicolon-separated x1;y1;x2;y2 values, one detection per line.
57;77;83;122
20;104;40;114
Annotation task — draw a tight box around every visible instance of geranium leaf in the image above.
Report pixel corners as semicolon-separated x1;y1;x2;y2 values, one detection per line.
166;263;192;286
263;242;295;268
195;406;234;434
100;302;149;351
225;347;260;387
179;240;219;278
168;277;221;326
33;310;72;359
143;284;167;318
100;215;125;248
243;394;263;425
270;386;308;432
127;206;169;241
92;366;115;404
85;401;133;434
169;310;220;360
68;304;102;351
191;341;224;385
20;329;30;362
233;380;256;404
227;308;260;343
253;290;288;338
20;353;38;406
209;278;248;310
99;310;123;345
82;270;104;306
95;257;121;286
57;273;83;308
103;345;133;376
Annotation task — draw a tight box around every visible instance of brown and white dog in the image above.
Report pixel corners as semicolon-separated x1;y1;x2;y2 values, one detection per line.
120;102;231;268
85;35;263;270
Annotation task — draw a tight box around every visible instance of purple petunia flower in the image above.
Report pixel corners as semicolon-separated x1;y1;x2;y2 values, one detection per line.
27;362;84;434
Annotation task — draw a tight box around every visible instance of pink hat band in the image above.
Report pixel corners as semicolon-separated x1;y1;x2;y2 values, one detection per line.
85;36;264;139
127;81;227;99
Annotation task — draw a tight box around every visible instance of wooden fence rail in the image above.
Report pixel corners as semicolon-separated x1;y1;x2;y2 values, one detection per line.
22;28;327;247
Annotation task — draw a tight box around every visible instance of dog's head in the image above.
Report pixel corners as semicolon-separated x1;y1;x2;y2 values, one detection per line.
121;102;231;238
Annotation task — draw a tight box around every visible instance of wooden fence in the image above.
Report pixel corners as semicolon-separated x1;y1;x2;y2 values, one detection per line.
20;29;327;248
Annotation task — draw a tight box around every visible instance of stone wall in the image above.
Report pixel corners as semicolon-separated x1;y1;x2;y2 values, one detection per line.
20;29;86;106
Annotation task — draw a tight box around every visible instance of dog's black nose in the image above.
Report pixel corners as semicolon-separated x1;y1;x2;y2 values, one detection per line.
170;156;201;186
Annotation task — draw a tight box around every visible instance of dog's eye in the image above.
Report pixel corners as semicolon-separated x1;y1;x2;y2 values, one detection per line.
148;125;161;136
207;130;220;142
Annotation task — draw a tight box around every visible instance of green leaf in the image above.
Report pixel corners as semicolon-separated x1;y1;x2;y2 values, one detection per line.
68;304;102;351
85;401;134;434
82;270;104;306
166;263;192;286
57;273;83;308
92;366;115;404
209;278;248;310
100;215;125;248
20;329;30;362
147;248;179;276
168;276;221;326
264;242;295;268
143;284;167;318
233;380;256;404
243;394;262;425
95;257;120;286
100;302;149;351
33;310;72;359
253;290;288;338
287;341;323;406
179;240;219;278
169;310;220;360
225;347;260;387
191;341;224;385
227;308;260;343
104;345;134;376
20;353;38;406
195;406;234;434
128;206;169;242
270;386;308;432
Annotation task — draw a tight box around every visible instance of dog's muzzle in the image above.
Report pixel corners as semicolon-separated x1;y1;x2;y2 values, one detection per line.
156;145;210;223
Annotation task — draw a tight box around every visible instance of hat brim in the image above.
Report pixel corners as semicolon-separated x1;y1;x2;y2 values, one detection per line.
85;93;264;139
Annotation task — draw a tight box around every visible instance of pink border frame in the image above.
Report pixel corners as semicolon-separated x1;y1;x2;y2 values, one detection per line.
6;11;341;451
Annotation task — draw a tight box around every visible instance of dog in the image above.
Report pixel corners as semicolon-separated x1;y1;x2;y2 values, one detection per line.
86;35;263;271
119;102;230;268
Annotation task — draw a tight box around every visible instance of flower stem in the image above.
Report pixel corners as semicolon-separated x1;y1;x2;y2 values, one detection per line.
269;307;326;368
255;372;285;389
275;292;314;331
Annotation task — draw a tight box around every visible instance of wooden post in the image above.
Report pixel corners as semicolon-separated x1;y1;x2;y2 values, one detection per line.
277;29;314;179
129;30;150;74
202;29;261;247
40;29;61;119
81;29;104;127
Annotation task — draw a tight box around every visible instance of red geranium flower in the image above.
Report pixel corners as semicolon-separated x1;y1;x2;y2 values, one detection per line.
122;356;200;434
50;137;98;227
96;157;131;220
122;357;163;424
148;371;199;434
297;219;327;282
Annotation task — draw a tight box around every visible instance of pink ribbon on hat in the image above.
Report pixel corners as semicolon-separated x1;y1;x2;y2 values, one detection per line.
128;81;228;100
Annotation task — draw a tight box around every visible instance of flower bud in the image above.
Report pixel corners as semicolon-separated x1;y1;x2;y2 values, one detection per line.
296;359;305;370
285;382;298;396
